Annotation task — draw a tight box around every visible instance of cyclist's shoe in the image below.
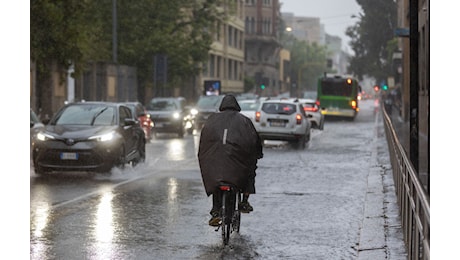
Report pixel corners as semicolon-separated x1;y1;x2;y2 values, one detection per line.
239;201;253;213
208;210;221;226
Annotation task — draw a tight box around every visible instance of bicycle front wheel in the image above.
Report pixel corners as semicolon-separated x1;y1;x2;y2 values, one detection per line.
233;192;241;233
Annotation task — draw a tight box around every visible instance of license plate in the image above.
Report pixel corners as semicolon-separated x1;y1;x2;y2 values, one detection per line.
155;123;164;127
60;152;78;160
270;120;285;127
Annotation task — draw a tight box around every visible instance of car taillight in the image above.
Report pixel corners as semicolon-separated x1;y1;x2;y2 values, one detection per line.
315;100;320;107
255;111;261;122
303;106;318;112
296;114;302;124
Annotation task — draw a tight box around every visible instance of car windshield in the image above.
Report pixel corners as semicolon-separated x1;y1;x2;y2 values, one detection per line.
239;102;258;111
196;96;224;109
261;103;296;115
54;105;116;126
149;100;178;111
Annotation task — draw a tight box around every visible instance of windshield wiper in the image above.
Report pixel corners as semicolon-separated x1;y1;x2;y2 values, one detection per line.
90;107;108;125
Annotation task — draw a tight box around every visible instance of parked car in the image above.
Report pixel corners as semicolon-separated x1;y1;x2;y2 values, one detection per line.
238;99;259;125
194;95;225;130
254;99;311;149
298;98;325;130
146;97;191;138
123;102;154;140
32;102;146;175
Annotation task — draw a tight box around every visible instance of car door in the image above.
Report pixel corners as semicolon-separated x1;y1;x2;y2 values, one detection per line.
119;105;138;155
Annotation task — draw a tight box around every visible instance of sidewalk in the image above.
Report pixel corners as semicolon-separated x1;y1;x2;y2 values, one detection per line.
356;110;407;259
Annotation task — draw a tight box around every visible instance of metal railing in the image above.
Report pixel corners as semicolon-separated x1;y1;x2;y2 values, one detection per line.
382;107;430;260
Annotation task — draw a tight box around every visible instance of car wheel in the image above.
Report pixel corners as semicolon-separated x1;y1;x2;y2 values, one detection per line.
115;146;126;170
292;135;306;150
34;165;49;175
319;119;324;130
132;139;146;167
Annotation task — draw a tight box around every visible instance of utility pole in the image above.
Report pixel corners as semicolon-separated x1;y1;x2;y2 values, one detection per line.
112;0;117;63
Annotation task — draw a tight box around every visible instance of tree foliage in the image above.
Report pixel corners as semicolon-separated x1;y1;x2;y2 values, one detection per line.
31;0;227;85
346;0;397;82
280;32;329;91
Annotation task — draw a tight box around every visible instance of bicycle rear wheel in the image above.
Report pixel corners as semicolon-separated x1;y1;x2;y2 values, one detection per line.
221;192;231;245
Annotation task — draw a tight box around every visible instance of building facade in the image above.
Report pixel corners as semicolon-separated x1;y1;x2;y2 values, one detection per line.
197;0;246;96
244;0;282;96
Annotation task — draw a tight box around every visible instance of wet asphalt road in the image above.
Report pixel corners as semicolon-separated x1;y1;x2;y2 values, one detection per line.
30;99;391;259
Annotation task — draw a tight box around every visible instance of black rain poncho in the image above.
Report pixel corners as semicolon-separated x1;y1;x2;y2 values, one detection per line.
198;95;263;196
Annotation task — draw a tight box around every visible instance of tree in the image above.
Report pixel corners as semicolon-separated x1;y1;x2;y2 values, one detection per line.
31;0;227;102
346;0;397;83
280;31;329;92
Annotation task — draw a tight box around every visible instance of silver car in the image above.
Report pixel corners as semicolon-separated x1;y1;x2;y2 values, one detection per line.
298;98;325;130
238;99;259;125
254;99;311;149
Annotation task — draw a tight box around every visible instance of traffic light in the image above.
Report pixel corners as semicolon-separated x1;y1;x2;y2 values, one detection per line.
373;85;380;92
260;84;265;90
382;84;388;91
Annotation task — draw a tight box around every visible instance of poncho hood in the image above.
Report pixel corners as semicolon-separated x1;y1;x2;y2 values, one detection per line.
219;95;241;112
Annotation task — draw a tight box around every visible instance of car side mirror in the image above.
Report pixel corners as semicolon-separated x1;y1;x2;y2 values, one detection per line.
124;118;137;126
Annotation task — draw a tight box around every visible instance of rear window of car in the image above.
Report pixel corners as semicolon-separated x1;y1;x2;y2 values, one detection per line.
261;102;296;115
239;102;258;111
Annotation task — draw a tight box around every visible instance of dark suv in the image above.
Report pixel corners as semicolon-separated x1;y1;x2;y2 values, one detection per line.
194;95;224;130
147;97;189;138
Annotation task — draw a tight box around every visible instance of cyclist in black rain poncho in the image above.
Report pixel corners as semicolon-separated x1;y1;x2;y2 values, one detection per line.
198;94;263;226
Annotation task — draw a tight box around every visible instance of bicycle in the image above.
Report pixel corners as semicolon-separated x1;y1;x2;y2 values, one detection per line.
215;183;242;246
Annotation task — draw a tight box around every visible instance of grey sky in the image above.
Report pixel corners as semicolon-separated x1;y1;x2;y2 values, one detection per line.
279;0;362;53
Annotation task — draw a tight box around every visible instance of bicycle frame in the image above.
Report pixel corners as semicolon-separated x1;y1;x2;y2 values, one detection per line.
218;184;242;246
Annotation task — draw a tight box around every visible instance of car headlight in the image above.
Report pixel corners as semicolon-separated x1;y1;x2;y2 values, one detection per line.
190;108;198;116
36;132;55;141
89;131;115;142
172;112;180;119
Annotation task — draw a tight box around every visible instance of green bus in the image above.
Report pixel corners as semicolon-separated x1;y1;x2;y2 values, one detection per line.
317;74;360;120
